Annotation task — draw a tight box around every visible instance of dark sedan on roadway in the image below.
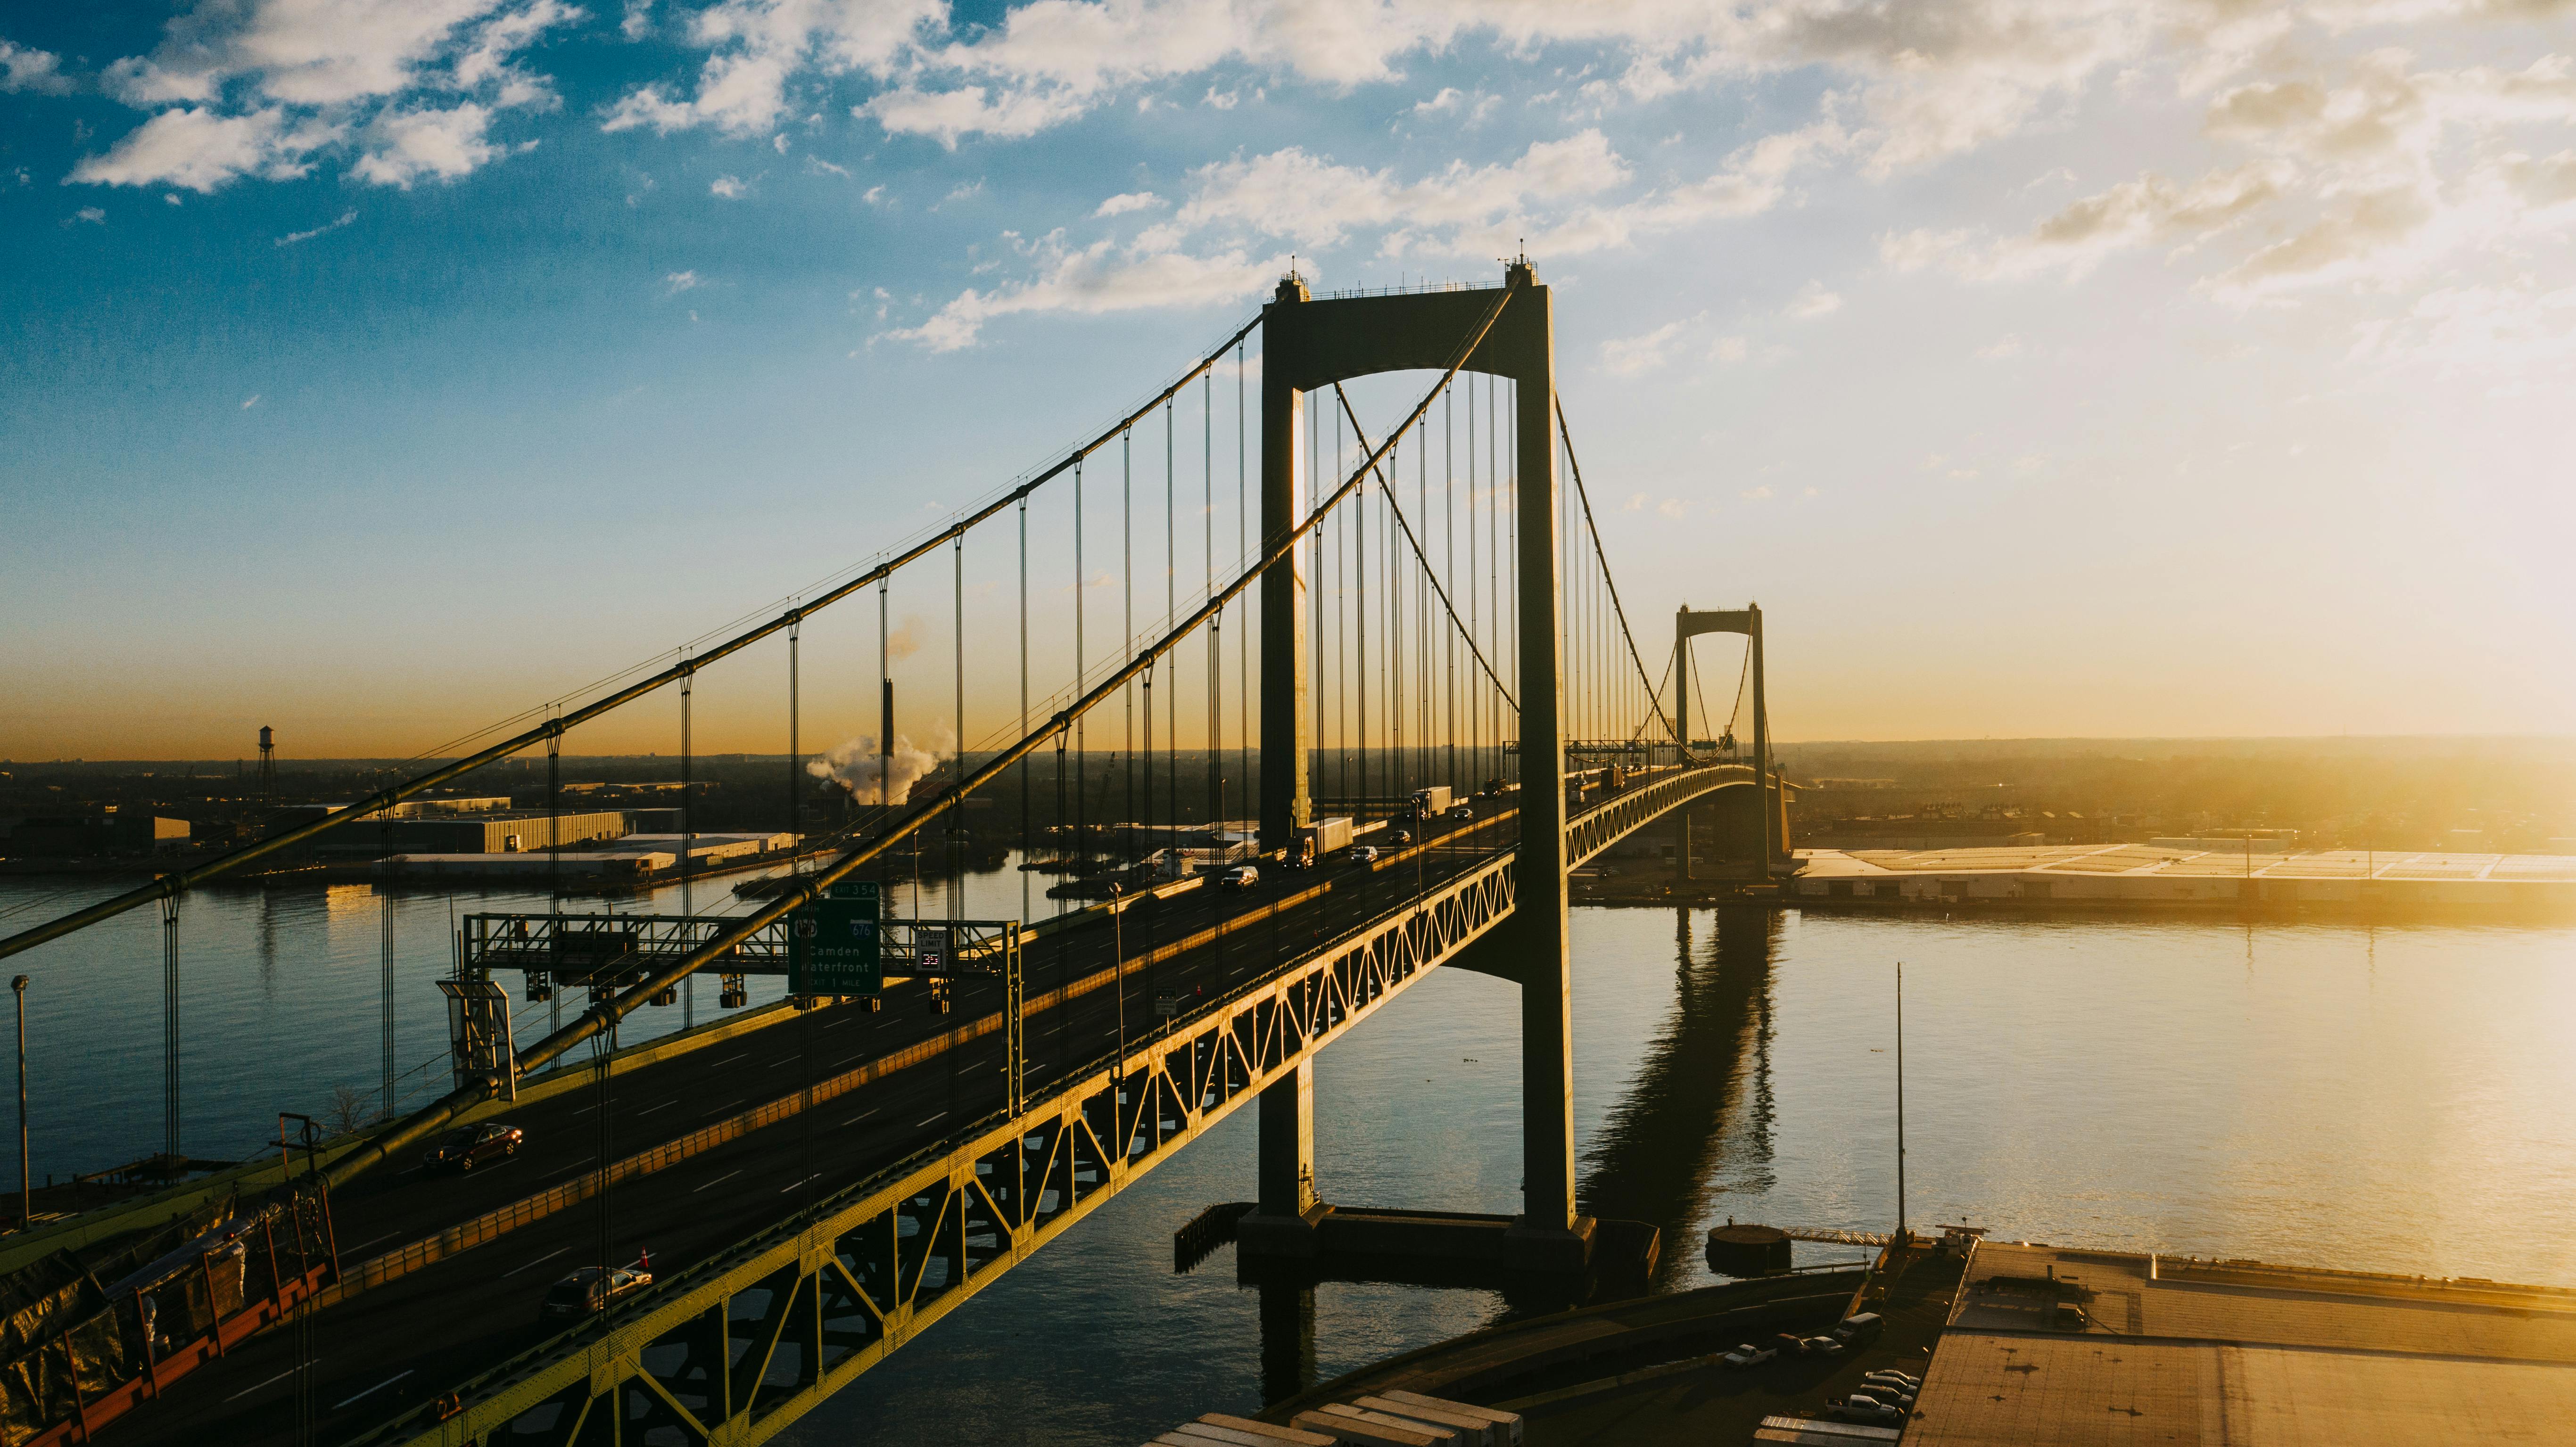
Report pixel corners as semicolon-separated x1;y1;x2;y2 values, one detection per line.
420;1122;523;1174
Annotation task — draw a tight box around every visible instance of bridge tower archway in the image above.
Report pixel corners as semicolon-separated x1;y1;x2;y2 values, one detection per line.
1672;605;1777;881
1251;262;1589;1263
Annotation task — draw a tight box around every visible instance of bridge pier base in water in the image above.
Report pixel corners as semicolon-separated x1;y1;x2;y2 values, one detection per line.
1236;1058;1329;1257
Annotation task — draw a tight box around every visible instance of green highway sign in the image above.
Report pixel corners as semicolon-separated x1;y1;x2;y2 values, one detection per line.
790;882;882;995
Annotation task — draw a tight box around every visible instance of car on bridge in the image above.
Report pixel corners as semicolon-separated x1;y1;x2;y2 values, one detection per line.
1220;864;1260;889
1446;804;1476;821
1349;846;1380;865
540;1263;654;1321
421;1122;522;1173
1719;1342;1776;1369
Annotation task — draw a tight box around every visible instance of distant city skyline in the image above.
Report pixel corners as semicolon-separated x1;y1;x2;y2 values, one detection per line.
5;1;2572;757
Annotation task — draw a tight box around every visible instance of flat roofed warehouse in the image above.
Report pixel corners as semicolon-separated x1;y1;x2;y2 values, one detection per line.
1903;1241;2576;1445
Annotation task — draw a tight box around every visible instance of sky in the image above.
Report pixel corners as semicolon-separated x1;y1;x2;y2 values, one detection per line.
2;0;2573;761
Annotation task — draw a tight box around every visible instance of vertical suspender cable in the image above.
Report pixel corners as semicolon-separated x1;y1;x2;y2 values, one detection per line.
1466;376;1479;789
1073;464;1086;897
788;614;801;842
1123;431;1134;866
161;894;179;1165
1419;424;1430;793
1236;344;1248;838
1355;416;1367;818
680;663;693;1025
1336;409;1348;810
1204;372;1217;834
1445;383;1456;791
546;714;561;920
1019;499;1030;926
1166;399;1177;842
878;575;891;894
1493;373;1504;764
1312;401;1323;819
877;575;889;816
953;533;964;922
379;810;393;1120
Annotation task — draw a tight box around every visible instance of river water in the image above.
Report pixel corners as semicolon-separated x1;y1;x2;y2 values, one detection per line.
0;878;2569;1445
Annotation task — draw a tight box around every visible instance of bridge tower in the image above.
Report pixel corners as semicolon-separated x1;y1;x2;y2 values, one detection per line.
1248;261;1588;1271
1672;605;1773;882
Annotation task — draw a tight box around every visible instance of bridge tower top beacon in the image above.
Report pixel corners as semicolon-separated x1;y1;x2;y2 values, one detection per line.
1257;258;1583;1254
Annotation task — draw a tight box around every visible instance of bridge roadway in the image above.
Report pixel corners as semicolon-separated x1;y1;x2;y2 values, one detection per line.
124;799;1547;1447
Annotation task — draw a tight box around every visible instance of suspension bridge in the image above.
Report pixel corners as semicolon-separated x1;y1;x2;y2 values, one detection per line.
0;260;1792;1447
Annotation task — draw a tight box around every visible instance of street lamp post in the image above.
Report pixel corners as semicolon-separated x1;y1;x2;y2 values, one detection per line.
12;975;27;1231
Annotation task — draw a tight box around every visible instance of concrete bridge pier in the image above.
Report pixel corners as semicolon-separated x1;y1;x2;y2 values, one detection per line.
1235;1059;1328;1256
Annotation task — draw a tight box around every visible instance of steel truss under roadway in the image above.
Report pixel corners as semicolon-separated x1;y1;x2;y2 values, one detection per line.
355;764;1751;1447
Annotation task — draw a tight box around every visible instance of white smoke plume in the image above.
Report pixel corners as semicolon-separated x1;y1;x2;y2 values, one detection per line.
808;729;950;805
885;614;926;662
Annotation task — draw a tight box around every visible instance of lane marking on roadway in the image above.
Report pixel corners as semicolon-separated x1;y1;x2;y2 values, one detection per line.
638;1100;678;1116
779;1174;819;1194
842;1107;878;1126
769;1058;801;1069
502;1247;572;1278
225;1367;301;1402
915;1111;946;1127
692;1170;743;1194
710;1052;750;1066
333;1370;414;1411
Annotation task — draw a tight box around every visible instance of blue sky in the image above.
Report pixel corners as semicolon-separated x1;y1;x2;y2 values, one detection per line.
4;0;2574;758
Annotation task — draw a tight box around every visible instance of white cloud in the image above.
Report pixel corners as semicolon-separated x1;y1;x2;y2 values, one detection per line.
1094;190;1161;216
1784;280;1842;319
858;83;1087;147
1657;497;1688;518
351;103;504;188
665;269;702;294
102;0;576;111
1741;485;1774;500
1599;319;1691;377
241;394;261;409
711;173;748;197
0;39;69;93
2350;280;2576;375
276;208;358;245
1709;335;1750;363
1882;44;2576;325
67;206;107;226
1174;131;1632;256
1975;334;2024;359
605;0;943;138
1886;162;2289;282
70;107;337;192
69;0;575;192
888;234;1287;351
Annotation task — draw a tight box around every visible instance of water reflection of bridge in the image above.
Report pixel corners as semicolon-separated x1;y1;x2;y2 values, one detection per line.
1578;907;1778;1291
